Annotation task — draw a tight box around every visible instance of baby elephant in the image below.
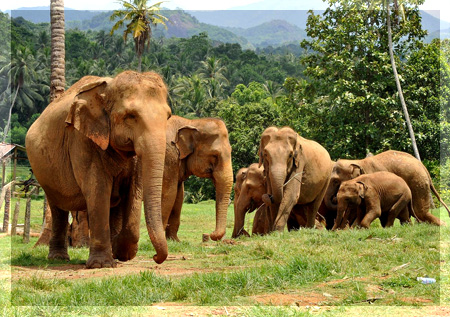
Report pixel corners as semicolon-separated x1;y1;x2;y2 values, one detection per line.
333;172;414;230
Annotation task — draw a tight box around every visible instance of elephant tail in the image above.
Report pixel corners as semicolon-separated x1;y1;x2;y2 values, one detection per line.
426;168;450;218
409;200;422;224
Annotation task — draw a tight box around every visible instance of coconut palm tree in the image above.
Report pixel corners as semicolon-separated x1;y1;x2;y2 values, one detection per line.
50;0;65;101
110;0;168;72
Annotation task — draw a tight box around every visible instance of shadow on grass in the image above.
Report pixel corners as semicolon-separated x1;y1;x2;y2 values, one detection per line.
11;251;86;267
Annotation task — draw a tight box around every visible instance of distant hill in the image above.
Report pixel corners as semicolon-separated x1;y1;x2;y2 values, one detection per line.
188;9;448;40
226;19;307;48
10;7;103;23
66;10;255;50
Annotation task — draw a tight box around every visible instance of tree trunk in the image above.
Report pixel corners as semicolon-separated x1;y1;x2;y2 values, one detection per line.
2;84;20;143
50;0;65;101
386;0;421;161
36;0;66;244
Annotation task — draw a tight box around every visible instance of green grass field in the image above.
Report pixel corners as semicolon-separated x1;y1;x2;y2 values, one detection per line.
0;199;449;316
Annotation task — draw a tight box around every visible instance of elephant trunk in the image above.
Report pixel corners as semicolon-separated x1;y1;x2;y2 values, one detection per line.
324;183;339;211
210;161;233;241
232;194;251;238
269;167;286;205
137;132;168;264
332;204;348;231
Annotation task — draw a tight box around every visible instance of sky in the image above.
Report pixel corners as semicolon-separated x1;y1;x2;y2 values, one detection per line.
1;0;449;23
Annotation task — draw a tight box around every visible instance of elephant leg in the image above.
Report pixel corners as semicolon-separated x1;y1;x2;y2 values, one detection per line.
166;183;184;242
378;212;388;228
411;190;443;225
385;197;409;227
111;179;142;262
48;204;70;261
287;212;300;231
398;206;411;225
360;206;381;229
84;182;115;269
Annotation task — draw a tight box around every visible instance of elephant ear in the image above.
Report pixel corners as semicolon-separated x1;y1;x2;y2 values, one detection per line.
293;135;303;168
356;181;368;199
258;132;272;167
350;163;365;178
65;78;111;150
174;125;199;159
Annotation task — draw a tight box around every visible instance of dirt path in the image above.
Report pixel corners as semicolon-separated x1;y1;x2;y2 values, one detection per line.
10;254;219;281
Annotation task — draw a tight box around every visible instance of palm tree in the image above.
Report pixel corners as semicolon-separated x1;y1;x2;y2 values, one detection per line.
198;56;228;98
110;0;168;72
50;0;65;101
0;46;44;142
34;0;66;247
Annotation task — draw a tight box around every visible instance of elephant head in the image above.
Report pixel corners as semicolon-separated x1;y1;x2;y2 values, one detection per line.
258;127;302;223
65;71;171;264
174;118;233;241
232;163;266;238
332;180;366;230
324;161;366;212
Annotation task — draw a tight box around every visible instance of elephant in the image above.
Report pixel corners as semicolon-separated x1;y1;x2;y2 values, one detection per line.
68;211;90;247
162;115;233;242
232;164;266;238
324;150;450;226
258;127;333;232
26;71;171;268
332;171;414;230
232;163;329;238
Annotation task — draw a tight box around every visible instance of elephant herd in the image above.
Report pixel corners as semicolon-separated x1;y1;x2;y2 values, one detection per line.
25;71;450;269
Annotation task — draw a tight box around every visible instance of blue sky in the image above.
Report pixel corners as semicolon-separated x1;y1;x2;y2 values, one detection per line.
2;0;449;23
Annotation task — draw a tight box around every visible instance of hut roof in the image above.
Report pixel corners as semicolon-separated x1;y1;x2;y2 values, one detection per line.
0;143;26;160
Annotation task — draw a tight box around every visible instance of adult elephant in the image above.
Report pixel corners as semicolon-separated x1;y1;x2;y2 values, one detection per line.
26;71;171;268
162;115;233;241
258;127;333;232
324;150;450;226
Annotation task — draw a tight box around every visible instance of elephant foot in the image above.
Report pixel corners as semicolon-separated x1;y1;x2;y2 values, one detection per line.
86;252;117;269
112;238;138;262
48;249;70;261
167;235;181;242
209;230;225;241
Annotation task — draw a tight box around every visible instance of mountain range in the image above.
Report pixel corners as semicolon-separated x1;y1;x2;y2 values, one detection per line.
7;7;450;49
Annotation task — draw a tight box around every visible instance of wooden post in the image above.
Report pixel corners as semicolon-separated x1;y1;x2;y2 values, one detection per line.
12;147;17;193
1;160;5;189
43;195;47;224
2;187;10;232
23;188;36;243
11;199;20;236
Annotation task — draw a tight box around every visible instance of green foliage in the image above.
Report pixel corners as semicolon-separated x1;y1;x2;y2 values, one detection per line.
218;82;282;174
297;0;429;160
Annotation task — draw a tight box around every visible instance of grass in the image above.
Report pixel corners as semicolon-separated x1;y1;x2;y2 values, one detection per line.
0;199;448;315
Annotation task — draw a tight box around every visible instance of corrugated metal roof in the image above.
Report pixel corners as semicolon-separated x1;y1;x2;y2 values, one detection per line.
0;143;26;160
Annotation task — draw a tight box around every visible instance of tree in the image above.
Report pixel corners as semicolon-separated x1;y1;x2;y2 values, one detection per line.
50;0;65;101
299;0;427;159
110;0;168;72
0;46;45;141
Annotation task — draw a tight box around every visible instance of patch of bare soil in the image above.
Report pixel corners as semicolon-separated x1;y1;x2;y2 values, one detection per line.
252;292;327;306
146;305;239;316
399;297;434;304
10;255;218;281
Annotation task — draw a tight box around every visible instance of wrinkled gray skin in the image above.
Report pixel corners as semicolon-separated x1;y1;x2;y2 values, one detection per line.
333;172;414;230
324;150;450;226
259;127;333;232
26;71;171;268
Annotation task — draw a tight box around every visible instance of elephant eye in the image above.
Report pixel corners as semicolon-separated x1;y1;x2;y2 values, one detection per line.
124;113;136;121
